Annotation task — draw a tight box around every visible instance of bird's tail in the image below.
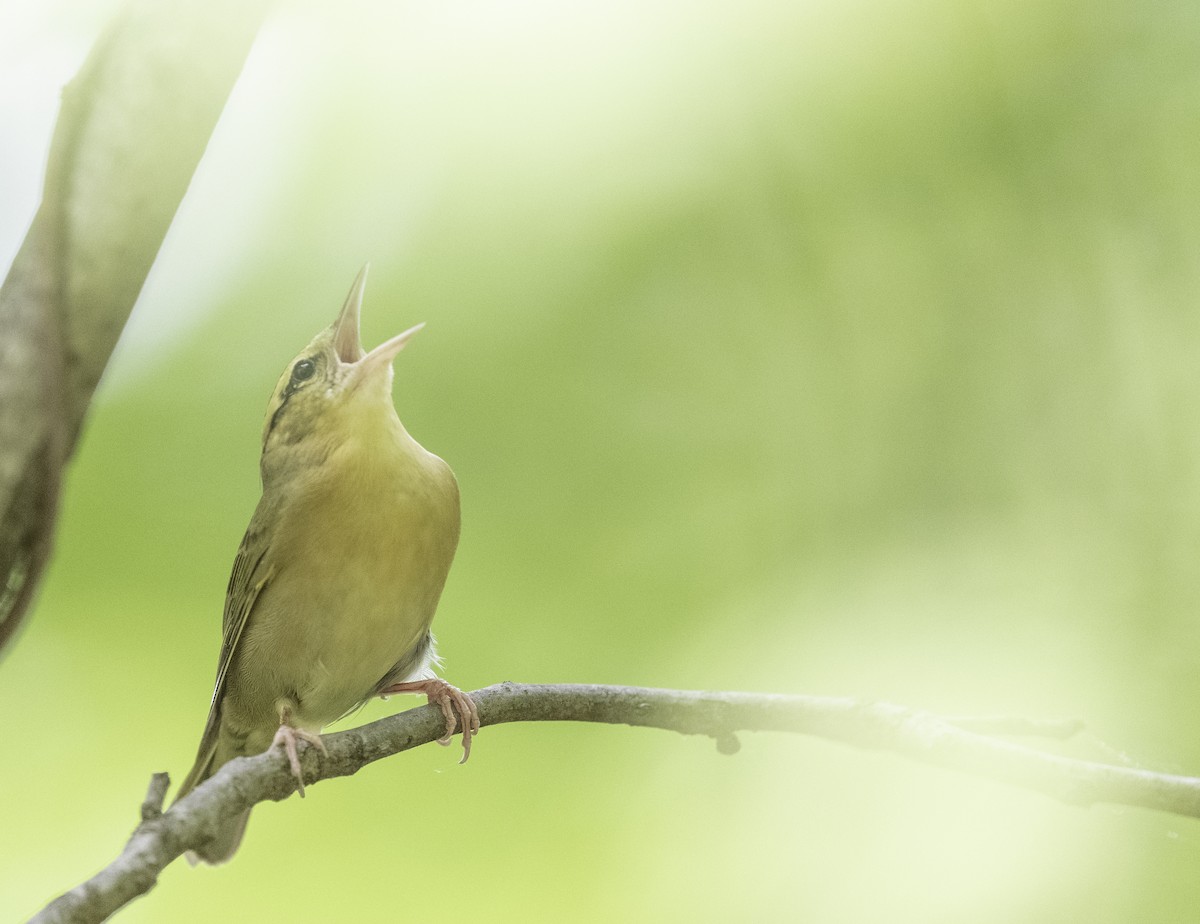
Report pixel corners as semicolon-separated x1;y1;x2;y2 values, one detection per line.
174;722;253;865
188;808;251;866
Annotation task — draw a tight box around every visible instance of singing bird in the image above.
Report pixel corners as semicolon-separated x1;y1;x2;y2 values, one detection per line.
176;267;478;864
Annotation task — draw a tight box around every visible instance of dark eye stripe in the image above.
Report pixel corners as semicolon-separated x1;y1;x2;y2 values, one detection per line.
267;396;291;439
267;356;320;442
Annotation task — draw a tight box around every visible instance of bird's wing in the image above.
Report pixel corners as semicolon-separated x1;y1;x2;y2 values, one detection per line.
177;514;274;797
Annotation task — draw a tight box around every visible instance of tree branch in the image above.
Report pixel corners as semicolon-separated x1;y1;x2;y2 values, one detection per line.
28;682;1200;923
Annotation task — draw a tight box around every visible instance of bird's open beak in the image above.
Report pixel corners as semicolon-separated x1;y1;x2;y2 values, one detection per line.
331;264;368;363
359;322;425;376
334;264;425;385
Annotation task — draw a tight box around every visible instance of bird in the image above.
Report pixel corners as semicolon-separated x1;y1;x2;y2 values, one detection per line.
175;266;478;864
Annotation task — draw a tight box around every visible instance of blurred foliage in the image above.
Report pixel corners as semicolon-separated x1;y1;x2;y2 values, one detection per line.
6;0;1200;920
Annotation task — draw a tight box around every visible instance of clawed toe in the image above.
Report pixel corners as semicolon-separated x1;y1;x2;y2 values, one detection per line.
379;678;480;763
271;724;325;797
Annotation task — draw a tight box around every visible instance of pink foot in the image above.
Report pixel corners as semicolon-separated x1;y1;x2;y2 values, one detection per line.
380;679;480;763
271;724;327;797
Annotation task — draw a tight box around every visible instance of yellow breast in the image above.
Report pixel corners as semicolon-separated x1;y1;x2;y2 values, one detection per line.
235;425;460;733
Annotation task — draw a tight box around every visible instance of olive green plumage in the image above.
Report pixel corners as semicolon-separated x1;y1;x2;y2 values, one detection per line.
176;267;472;863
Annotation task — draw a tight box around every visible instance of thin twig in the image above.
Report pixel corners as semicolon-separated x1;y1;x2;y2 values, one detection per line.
138;774;170;823
27;682;1200;924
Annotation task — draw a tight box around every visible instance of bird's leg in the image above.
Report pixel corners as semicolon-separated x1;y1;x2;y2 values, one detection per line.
271;705;327;797
380;678;480;764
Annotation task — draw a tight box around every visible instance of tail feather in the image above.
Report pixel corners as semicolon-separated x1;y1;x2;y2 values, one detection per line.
175;722;255;865
186;809;251;866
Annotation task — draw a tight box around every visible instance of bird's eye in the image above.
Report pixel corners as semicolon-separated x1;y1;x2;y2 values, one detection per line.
291;358;316;383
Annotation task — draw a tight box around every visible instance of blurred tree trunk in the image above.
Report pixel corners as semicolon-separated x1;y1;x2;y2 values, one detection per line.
0;0;272;656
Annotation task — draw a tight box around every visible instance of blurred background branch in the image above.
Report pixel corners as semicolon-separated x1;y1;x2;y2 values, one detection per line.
0;0;270;656
31;682;1200;924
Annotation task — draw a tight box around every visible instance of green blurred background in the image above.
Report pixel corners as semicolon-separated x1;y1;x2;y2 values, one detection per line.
6;0;1200;919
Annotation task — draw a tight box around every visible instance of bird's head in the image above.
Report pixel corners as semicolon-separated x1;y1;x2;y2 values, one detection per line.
260;265;423;464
